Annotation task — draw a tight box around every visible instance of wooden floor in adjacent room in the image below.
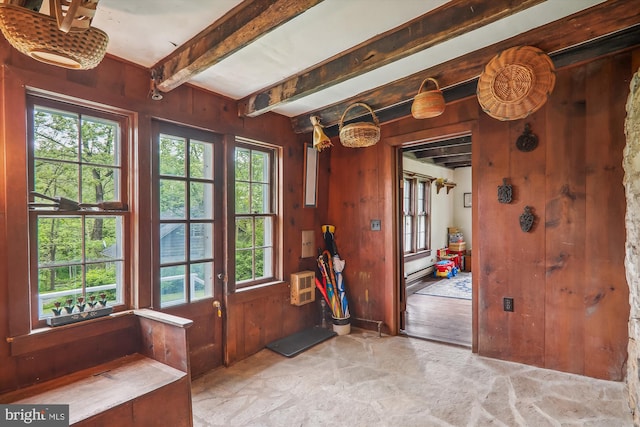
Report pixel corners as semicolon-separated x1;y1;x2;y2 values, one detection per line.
403;277;472;347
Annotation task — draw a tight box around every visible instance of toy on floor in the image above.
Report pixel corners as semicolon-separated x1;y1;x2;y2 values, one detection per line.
434;260;458;279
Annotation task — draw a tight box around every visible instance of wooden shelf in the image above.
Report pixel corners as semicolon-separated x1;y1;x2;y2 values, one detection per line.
435;180;456;194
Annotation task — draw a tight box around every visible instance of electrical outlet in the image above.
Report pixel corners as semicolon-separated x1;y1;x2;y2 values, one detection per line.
503;297;514;312
371;219;381;231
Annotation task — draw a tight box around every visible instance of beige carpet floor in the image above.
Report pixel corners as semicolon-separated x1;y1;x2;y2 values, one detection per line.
192;328;633;426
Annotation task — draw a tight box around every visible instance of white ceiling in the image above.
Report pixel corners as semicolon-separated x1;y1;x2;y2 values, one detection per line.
91;0;606;118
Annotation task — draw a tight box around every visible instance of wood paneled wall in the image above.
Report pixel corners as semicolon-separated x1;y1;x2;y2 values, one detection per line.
0;38;322;391
476;52;631;379
328;49;636;380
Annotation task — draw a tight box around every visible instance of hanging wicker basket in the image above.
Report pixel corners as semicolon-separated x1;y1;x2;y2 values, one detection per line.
0;3;108;70
411;77;445;119
339;102;380;148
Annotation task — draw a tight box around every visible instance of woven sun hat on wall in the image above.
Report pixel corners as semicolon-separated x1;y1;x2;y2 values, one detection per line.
477;45;555;121
0;3;108;70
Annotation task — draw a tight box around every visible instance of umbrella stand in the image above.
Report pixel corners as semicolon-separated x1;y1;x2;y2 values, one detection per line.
319;225;351;335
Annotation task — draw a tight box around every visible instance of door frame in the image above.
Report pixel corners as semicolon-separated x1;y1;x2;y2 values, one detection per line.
388;120;478;352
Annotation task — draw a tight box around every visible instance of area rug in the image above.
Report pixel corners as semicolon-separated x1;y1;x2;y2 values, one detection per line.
415;273;472;300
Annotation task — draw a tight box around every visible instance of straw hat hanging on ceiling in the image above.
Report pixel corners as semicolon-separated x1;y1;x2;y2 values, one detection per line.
477;46;555;121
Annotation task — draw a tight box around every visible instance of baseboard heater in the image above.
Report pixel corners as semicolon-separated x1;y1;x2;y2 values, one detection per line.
405;266;434;284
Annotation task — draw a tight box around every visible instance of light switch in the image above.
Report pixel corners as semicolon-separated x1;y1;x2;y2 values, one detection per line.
301;230;315;258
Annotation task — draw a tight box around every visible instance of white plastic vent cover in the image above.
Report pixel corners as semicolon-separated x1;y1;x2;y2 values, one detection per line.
290;270;315;306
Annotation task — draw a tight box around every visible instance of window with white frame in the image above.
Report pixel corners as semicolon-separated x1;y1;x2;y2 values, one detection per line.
234;138;278;288
27;96;129;324
403;174;432;256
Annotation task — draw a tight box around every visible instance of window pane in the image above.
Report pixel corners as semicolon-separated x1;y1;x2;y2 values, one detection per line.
236;218;253;249
34;161;79;202
251;151;268;182
159;135;186;177
81;165;118;204
160;179;186;219
418;216;426;250
235;147;250;181
189;140;213;180
403;179;411;213
191;262;214;300
86;261;121;302
235;182;250;213
235;249;253;282
255;216;273;247
37;217;82;265
161;265;186;306
251;183;269;214
190;182;214;219
85;216;122;261
34;108;79;161
404;216;413;252
190;223;212;260
255;248;272;278
417;182;425;213
160;224;186;264
80;116;119;166
38;265;83;317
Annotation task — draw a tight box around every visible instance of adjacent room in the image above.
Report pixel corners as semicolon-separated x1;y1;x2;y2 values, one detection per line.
0;1;639;426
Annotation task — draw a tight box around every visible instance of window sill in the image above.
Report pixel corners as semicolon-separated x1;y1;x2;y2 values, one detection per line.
404;250;432;262
231;280;287;303
7;310;136;357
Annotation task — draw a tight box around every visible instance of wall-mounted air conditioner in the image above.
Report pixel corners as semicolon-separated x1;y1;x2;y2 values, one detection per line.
290;271;316;306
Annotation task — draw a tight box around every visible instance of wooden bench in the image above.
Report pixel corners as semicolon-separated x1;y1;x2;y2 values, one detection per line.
0;309;193;427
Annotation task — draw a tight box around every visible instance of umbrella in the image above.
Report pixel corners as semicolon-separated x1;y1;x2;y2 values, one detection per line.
332;254;349;318
318;250;341;318
319;225;349;319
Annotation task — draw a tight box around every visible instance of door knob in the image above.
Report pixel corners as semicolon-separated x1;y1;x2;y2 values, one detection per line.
213;300;222;318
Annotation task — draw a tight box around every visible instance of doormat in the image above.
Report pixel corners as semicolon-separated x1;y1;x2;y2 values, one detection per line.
266;326;336;358
415;273;472;300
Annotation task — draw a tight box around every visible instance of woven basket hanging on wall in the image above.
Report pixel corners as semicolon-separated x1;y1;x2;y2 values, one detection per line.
339;102;381;148
477;46;555;121
0;3;108;70
411;77;445;119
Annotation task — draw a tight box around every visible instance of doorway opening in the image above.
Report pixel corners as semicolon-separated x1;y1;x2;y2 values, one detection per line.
399;135;472;347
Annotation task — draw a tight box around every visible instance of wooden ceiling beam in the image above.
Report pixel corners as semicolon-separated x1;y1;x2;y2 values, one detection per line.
432;154;472;164
151;0;324;92
414;143;472;159
292;0;640;134
238;0;546;118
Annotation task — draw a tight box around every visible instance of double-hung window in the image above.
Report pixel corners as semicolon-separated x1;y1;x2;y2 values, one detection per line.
234;138;279;289
27;96;129;324
403;174;432;257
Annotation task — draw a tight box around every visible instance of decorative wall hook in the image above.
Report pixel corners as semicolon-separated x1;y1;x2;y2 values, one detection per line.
516;123;538;152
519;205;535;232
497;178;512;203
